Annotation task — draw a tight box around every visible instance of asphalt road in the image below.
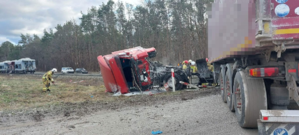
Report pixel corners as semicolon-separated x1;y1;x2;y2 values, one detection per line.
34;71;101;76
0;71;103;78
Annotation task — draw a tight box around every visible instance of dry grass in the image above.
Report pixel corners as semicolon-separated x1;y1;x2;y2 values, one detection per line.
0;75;211;113
0;75;110;111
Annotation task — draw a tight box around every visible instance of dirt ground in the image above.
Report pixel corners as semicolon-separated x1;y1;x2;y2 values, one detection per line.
0;87;257;135
0;74;257;135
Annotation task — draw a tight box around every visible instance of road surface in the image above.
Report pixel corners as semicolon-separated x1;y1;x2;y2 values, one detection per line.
0;91;257;135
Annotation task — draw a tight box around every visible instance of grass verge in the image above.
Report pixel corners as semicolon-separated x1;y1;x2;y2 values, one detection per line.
0;75;108;111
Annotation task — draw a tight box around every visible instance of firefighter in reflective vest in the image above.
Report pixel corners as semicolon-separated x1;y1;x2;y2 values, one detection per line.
190;61;201;85
206;58;214;72
206;58;218;86
42;68;57;92
182;60;189;70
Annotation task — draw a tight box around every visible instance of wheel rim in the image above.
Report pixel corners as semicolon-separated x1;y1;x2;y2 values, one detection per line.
235;82;242;113
226;76;230;102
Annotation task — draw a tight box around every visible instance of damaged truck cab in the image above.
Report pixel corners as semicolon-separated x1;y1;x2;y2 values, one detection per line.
97;46;189;94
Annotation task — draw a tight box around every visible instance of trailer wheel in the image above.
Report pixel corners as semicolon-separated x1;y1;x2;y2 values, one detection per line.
219;66;227;103
163;73;183;90
234;70;267;128
225;70;234;112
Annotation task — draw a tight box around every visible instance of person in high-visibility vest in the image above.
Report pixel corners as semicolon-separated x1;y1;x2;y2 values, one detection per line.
190;61;201;86
206;58;217;86
42;68;57;92
182;60;189;70
206;58;214;72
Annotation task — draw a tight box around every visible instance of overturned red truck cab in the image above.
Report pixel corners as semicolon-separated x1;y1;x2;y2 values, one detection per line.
97;46;189;94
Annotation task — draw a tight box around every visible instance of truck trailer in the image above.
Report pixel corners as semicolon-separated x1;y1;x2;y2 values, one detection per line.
208;0;299;134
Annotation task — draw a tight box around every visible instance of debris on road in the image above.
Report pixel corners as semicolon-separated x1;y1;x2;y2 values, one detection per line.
112;89;167;97
179;81;199;90
152;130;163;134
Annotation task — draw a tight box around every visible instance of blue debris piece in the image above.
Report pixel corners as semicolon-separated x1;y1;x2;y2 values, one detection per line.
152;130;163;134
91;95;94;98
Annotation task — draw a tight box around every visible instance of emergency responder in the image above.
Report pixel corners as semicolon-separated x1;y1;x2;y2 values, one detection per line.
188;60;192;65
182;60;189;70
206;58;214;72
42;68;57;92
206;58;217;86
190;61;201;86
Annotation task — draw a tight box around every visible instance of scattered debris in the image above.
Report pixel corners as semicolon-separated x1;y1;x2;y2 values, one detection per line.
164;83;170;91
67;125;75;129
112;89;167;97
152;130;163;134
64;112;70;117
179;81;199;90
181;97;188;101
32;111;45;122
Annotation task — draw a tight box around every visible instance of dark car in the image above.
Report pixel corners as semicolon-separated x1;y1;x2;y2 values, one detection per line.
75;68;88;74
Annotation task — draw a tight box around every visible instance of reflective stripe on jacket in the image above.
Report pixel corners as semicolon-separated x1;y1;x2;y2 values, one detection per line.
43;71;53;81
207;63;214;72
182;64;187;70
190;66;198;73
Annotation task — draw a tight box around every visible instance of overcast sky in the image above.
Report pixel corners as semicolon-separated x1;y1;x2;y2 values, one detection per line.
0;0;143;45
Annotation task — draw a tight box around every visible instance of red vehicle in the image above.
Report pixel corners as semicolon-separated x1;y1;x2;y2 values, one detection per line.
97;46;189;94
208;0;299;133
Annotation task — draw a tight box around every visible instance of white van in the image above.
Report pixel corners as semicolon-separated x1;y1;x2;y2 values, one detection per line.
61;67;74;74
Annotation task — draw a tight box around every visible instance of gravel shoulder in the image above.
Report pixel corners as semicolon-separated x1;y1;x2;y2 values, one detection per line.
0;89;257;135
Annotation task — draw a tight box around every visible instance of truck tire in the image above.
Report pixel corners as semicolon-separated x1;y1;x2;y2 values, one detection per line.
234;70;267;128
225;70;234;112
219;66;227;103
163;73;183;90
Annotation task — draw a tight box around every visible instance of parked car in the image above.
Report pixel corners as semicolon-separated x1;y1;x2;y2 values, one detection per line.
75;68;88;74
61;67;74;74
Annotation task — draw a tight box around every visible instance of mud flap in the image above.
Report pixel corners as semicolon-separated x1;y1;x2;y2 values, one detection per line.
258;110;299;135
